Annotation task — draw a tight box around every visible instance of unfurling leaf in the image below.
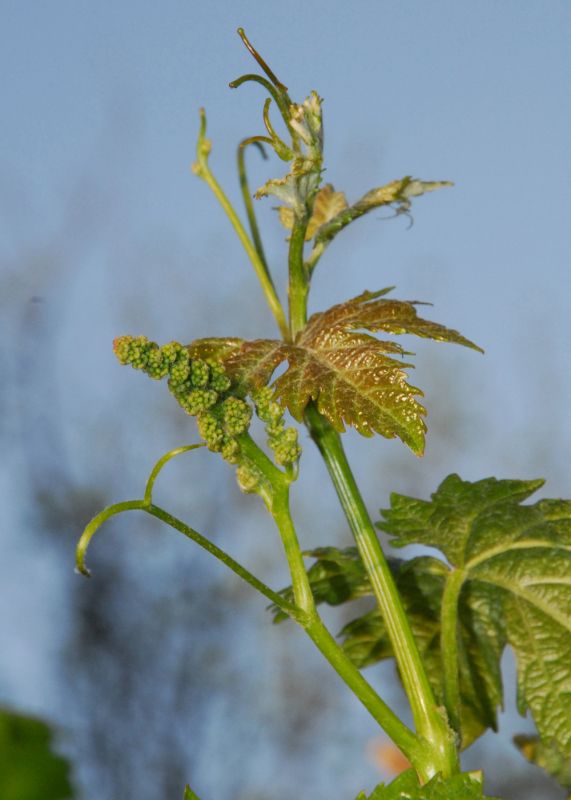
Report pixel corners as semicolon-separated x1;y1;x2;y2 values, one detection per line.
379;475;571;756
278;183;348;239
220;289;481;454
356;769;499;799
256;91;324;215
308;176;453;258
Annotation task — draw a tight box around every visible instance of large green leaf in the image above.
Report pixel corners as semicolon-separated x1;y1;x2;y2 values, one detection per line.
0;709;74;800
379;475;571;757
355;769;500;799
213;290;480;454
273;548;502;747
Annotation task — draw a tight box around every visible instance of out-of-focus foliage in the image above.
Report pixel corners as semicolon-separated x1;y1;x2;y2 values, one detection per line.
0;709;74;800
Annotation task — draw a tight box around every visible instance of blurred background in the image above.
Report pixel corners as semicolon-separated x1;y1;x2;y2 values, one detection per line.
1;2;570;798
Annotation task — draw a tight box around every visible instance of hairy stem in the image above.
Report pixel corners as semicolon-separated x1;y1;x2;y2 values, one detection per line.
304;405;459;779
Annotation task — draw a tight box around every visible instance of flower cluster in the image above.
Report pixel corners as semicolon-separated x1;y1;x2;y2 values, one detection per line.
253;387;301;468
113;337;301;476
113;336;250;464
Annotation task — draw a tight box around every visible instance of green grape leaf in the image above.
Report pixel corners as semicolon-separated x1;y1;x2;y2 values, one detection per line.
379;475;571;757
340;558;505;747
220;290;481;454
276;548;501;747
356;769;500;799
0;709;74;800
514;734;571;793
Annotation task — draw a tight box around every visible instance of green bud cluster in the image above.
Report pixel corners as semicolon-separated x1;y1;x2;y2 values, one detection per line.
253;387;302;467
235;461;264;494
113;336;248;464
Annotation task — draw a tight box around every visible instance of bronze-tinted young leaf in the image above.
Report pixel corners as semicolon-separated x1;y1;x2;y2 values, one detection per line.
224;289;481;454
379;475;571;758
278;183;348;240
311;177;453;254
186;337;244;363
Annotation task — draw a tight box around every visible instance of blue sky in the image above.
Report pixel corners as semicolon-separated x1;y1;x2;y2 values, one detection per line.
1;3;570;798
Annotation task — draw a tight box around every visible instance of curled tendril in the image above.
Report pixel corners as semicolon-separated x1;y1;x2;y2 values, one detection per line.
76;445;202;576
75;446;303;623
144;445;203;505
236;28;288;92
262;98;293;161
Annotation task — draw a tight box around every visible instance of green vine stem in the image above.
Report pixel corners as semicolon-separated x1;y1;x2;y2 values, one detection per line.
238;433;431;770
192;109;289;341
75;440;428;769
304;404;459;779
287;215;310;338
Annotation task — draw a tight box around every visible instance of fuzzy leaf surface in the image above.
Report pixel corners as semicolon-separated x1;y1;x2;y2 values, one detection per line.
220;290;481;453
356;769;499;799
379;475;571;756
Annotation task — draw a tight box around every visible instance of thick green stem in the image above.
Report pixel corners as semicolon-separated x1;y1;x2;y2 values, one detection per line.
304;614;427;767
237;429;429;766
304;404;459;779
440;569;465;736
271;485;315;613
